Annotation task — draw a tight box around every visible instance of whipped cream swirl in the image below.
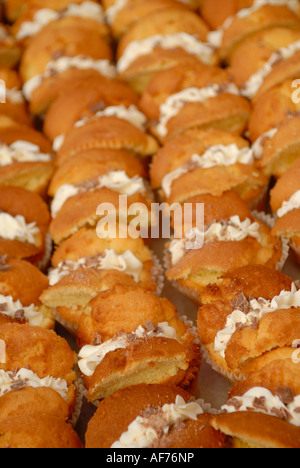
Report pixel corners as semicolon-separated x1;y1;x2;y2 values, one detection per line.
48;249;144;286
111;395;204;448
51;171;146;218
215;284;300;357
156;84;240;138
0;141;52;166
162;144;254;197
78;322;179;377
222;386;300;426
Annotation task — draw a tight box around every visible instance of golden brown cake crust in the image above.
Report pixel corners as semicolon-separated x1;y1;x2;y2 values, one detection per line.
0;186;50;263
0;387;70;423
211;412;300;448
77;284;185;347
56;116;159;164
43;75;140;142
0;257;49;306
85;384;192;448
86;337;201;401
20;16;112;82
0;413;82;448
48;149;146;197
85;384;225;449
117;6;210;59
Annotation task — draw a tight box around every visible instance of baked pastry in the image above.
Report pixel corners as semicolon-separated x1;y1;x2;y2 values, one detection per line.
0;256;54;328
0;386;70;423
252;116;300;178
197;265;299;379
270;158;300;262
54;114;159;166
0;67;32;128
0;322;78;414
139;62;251;142
150;128;268;209
40;228;162;332
85;384;225;448
12;1;106;46
205;0;300;63
210;411;300;448
76;284;193;347
0;123;54;197
0;413;82;448
115;6;218;93
103;0;189;40
4;0;99;22
77;319;201;402
48;171;154;245
248;79;300;143
42;74;140;144
0;186;51;267
48;148;147;198
165;192;283;303
229;27;300;101
0;24;21;68
19;15;113;84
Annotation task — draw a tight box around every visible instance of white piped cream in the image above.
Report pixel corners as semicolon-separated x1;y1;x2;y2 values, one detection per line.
117;33;215;73
17;2;105;40
0;141;52;166
277;190;300;218
23;56;116;100
222;387;300;427
215;283;300;357
111;395;204;448
162;144;254;197
0;213;39;245
207;0;300;48
156;84;240;138
51;171;146;218
0;368;69;400
169;216;261;265
48;250;144;286
78;322;179;377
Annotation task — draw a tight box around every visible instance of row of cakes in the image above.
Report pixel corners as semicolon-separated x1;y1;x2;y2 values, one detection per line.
0;0;209;448
81;0;300;449
1;0;300;449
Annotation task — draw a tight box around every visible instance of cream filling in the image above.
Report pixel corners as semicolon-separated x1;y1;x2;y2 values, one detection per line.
105;0;129;24
111;396;204;448
215;283;300;358
0;213;40;245
51;171;146;218
252;127;279;159
17;1;105;40
0;294;45;327
0;368;69;401
169;216;261;265
78;322;179;377
222;387;300;426
48;249;144;286
117;33;215;73
162;144;254;197
156;83;240;138
207;0;300;48
242;40;300;99
23;56;117;100
6;88;24;105
0;141;52;166
52;104;147;151
277;190;300;218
